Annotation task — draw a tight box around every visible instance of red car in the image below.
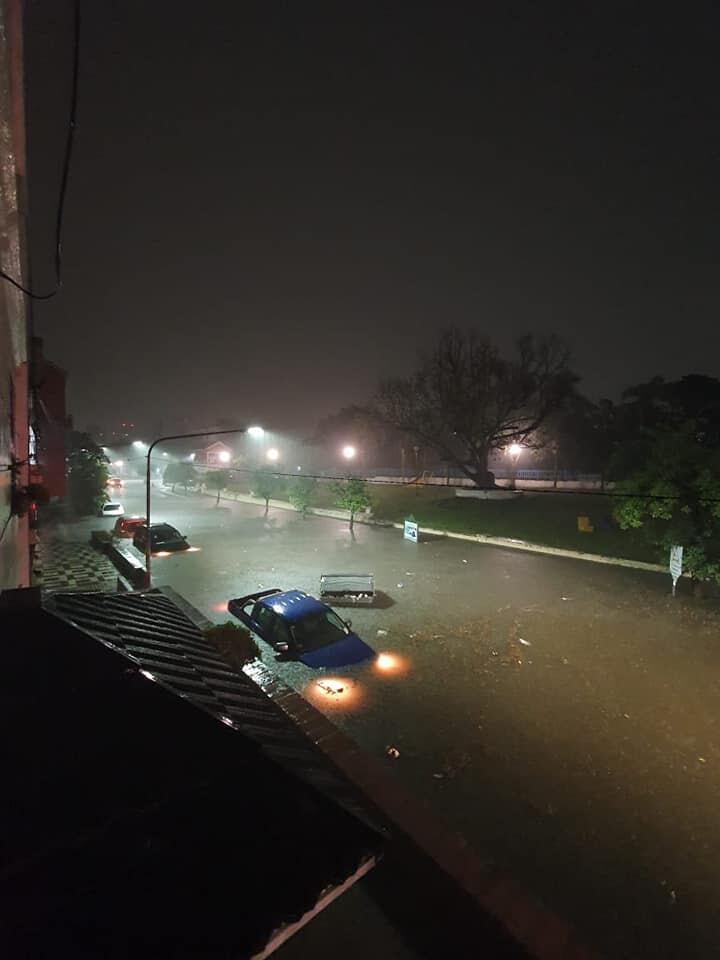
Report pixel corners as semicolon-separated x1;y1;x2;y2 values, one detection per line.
114;516;146;538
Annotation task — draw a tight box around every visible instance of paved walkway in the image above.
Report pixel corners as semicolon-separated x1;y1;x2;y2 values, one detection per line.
35;536;119;595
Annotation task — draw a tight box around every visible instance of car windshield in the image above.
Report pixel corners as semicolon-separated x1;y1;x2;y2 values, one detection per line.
291;609;347;652
105;503;120;510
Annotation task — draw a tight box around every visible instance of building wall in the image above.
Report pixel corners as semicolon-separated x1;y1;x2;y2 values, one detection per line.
0;0;30;590
32;338;67;500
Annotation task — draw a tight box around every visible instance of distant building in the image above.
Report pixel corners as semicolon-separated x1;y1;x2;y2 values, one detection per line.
0;0;31;591
193;440;233;466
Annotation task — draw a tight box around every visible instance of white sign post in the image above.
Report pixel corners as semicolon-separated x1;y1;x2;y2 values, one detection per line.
669;545;683;596
403;519;418;543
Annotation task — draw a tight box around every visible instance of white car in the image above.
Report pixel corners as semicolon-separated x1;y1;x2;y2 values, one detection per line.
100;501;125;518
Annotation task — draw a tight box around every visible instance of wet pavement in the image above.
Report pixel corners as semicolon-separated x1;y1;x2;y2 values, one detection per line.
55;479;720;959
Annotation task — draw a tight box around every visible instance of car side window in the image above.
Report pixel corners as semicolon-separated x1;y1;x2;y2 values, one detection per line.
254;605;275;632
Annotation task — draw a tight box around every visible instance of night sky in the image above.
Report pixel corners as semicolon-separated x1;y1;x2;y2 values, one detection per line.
24;1;720;435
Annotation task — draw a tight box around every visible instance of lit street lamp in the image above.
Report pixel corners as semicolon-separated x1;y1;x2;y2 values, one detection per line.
248;425;264;438
341;444;357;461
507;443;524;490
218;450;231;463
266;447;279;462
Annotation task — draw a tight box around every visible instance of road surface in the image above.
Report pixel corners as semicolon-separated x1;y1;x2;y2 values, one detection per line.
54;479;720;959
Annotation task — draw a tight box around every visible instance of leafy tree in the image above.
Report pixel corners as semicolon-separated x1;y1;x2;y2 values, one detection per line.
163;461;181;491
251;469;283;513
612;375;720;477
535;396;619;486
66;431;109;516
613;424;720;590
332;477;371;529
174;461;198;493
287;477;317;517
374;329;576;487
206;468;231;504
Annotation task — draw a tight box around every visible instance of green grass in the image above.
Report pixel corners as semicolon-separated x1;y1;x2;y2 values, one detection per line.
226;474;658;564
365;485;659;563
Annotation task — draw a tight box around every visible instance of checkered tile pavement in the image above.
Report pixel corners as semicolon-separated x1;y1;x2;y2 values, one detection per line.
35;538;119;595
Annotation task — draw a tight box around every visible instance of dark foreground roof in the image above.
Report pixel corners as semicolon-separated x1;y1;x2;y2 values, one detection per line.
0;592;384;958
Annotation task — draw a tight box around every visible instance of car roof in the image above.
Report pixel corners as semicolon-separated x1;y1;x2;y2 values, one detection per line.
259;590;327;622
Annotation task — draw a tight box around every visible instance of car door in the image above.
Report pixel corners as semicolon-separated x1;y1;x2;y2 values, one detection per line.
251;603;276;642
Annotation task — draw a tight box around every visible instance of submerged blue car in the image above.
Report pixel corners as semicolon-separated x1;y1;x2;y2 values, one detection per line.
228;589;375;668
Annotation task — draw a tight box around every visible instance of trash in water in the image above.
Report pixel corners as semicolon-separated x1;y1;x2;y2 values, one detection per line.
698;757;707;764
561;596;570;601
397;583;404;589
433;772;445;780
405;571;415;576
376;628;388;637
462;559;468;563
519;638;531;646
385;745;400;759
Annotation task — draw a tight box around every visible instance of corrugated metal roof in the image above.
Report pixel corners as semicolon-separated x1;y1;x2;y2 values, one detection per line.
1;598;384;958
51;589;387;836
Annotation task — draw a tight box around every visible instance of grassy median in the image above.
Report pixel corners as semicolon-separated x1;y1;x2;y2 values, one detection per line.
362;485;658;563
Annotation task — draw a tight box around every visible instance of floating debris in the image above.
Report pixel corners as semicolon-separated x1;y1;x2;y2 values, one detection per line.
385;745;400;759
519;638;531;646
376;628;388;637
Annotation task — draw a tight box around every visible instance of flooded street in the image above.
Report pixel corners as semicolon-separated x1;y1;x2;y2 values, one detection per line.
60;483;720;958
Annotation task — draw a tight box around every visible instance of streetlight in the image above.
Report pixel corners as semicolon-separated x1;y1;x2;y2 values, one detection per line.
266;447;279;462
144;428;246;587
341;444;357;461
218;450;231;463
248;425;264;438
132;440;146;449
507;443;524;490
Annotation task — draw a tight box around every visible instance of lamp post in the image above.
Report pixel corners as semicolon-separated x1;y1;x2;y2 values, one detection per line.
144;427;246;588
507;443;523;490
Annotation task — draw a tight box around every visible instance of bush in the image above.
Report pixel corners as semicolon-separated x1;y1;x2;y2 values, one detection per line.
204;621;259;672
90;529;114;548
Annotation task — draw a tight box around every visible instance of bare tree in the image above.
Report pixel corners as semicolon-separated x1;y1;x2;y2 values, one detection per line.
374;330;576;487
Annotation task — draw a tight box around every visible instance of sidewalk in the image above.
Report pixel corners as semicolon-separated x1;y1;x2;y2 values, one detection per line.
35;536;119;595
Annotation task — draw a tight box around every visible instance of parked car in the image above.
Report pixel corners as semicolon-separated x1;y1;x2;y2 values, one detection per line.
228;589;375;668
133;522;190;553
113;516;146;538
99;501;124;517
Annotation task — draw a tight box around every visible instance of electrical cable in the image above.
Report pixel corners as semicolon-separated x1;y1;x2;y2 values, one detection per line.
0;510;13;544
0;0;80;300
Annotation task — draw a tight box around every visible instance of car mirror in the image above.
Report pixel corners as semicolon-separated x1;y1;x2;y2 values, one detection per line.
344;619;352;629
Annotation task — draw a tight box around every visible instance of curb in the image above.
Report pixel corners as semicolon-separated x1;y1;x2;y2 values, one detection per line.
389;524;668;575
202;490;667;579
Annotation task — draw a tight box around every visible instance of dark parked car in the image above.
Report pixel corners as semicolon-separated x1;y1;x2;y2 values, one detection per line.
133;522;190;553
228;589;375;668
